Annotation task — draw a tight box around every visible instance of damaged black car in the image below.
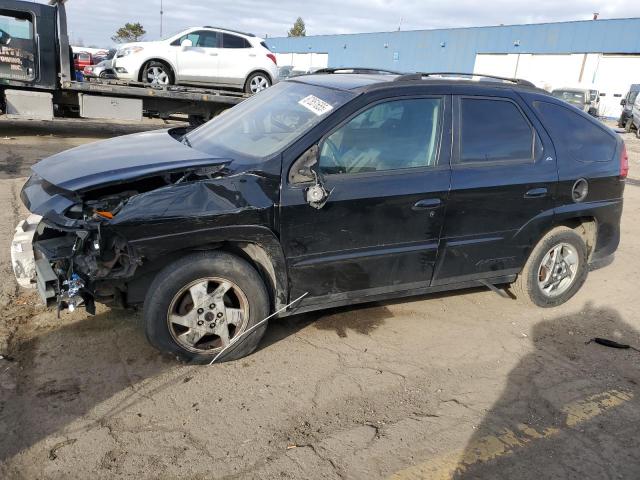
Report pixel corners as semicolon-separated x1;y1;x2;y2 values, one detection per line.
13;71;626;363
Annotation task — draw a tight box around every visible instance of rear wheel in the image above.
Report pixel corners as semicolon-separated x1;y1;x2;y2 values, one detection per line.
143;251;270;363
511;227;588;308
244;72;271;94
141;60;174;86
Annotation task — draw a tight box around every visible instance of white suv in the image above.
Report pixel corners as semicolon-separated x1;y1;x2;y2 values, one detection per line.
112;26;278;93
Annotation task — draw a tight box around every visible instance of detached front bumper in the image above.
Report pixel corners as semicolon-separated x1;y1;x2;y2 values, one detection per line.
11;214;57;306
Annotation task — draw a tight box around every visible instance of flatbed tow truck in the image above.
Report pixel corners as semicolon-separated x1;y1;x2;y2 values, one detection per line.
0;0;247;125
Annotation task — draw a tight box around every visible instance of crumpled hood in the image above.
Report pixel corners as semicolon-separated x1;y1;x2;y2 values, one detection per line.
32;129;229;192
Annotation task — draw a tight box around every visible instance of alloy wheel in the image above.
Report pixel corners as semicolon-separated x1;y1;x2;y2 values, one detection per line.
167;277;250;354
537;243;579;297
146;66;170;85
249;75;270;93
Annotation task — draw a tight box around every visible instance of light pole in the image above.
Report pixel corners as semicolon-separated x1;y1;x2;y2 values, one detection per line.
160;0;164;38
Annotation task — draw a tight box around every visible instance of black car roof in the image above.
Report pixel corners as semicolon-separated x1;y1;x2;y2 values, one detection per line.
290;72;545;94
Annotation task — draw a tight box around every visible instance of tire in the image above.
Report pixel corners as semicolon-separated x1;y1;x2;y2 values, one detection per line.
244;72;271;94
143;251;270;363
625;118;633;133
141;60;174;86
511;227;588;308
636;124;640;139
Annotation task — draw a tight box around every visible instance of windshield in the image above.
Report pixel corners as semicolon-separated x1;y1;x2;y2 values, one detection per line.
552;90;585;105
185;81;356;159
629;91;639;105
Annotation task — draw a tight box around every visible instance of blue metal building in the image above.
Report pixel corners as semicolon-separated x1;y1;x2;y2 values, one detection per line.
266;18;640;73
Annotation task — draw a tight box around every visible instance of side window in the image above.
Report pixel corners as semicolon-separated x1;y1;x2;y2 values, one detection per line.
319;98;442;175
197;31;219;48
0;12;36;81
171;31;201;46
459;98;536;163
533;101;616;163
222;33;250;49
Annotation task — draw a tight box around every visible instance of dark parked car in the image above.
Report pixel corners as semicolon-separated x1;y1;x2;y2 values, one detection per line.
619;84;640;132
13;71;627;363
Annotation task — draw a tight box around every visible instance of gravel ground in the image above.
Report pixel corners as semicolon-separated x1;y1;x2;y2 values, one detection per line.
0;117;639;479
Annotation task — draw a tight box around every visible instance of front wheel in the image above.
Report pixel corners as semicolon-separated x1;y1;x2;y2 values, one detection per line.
141;60;174;86
143;251;270;363
244;72;271;94
511;227;588;308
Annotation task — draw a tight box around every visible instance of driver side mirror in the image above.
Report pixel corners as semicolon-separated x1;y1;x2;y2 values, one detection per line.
289;145;332;210
288;144;319;184
181;39;193;48
621;99;627;106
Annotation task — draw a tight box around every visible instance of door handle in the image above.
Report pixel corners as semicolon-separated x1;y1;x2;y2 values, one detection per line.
209;52;218;56
524;187;548;198
412;198;442;211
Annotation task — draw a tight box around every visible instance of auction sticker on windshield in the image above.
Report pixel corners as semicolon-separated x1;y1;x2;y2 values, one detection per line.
298;95;334;116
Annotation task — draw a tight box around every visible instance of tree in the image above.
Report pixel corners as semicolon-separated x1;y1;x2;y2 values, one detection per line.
111;23;146;43
288;17;306;37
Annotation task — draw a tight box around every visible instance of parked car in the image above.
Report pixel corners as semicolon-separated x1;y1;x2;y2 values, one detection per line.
633;93;640;139
618;84;640;132
551;87;600;116
83;48;117;80
73;51;93;71
13;72;626;363
112;26;278;93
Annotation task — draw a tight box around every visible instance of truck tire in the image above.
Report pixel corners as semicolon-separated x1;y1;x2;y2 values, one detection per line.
143;251;270;363
511;227;588;308
141;60;174;86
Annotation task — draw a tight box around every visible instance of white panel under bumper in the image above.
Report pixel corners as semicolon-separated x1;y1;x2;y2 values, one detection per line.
11;214;42;289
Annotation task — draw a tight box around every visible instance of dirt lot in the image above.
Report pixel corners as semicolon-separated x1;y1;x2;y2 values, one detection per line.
0;117;639;480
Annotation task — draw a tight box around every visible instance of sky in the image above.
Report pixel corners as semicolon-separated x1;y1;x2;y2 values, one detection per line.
40;0;640;47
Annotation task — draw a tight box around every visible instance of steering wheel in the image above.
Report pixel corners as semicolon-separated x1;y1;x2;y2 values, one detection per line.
320;137;344;173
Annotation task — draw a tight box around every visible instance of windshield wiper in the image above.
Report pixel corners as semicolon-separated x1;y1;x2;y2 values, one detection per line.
181;134;192;148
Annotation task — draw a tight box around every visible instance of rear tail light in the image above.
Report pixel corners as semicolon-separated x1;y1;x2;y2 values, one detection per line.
267;53;277;65
621;142;629;179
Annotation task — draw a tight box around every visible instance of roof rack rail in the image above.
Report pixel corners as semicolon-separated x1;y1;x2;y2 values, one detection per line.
201;26;256;37
394;72;536;87
313;67;402;75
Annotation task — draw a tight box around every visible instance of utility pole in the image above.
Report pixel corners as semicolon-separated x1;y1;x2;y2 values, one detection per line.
160;0;164;38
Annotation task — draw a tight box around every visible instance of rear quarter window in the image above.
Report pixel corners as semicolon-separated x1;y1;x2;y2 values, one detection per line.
533;101;616;163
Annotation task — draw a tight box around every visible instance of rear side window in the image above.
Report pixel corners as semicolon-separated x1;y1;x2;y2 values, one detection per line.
260;41;271;51
459;98;536;163
222;33;251;49
533;101;616;163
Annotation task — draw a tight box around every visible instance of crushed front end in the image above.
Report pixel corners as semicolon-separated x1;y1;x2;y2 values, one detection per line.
13;173;140;314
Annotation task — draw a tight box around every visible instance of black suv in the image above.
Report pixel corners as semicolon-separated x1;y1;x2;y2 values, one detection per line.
14;71;627;363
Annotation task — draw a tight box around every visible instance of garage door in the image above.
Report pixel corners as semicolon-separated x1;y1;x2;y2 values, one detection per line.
474;53;640;118
593;55;640;118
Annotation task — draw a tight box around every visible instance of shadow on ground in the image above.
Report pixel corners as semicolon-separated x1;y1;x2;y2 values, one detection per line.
454;303;640;479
